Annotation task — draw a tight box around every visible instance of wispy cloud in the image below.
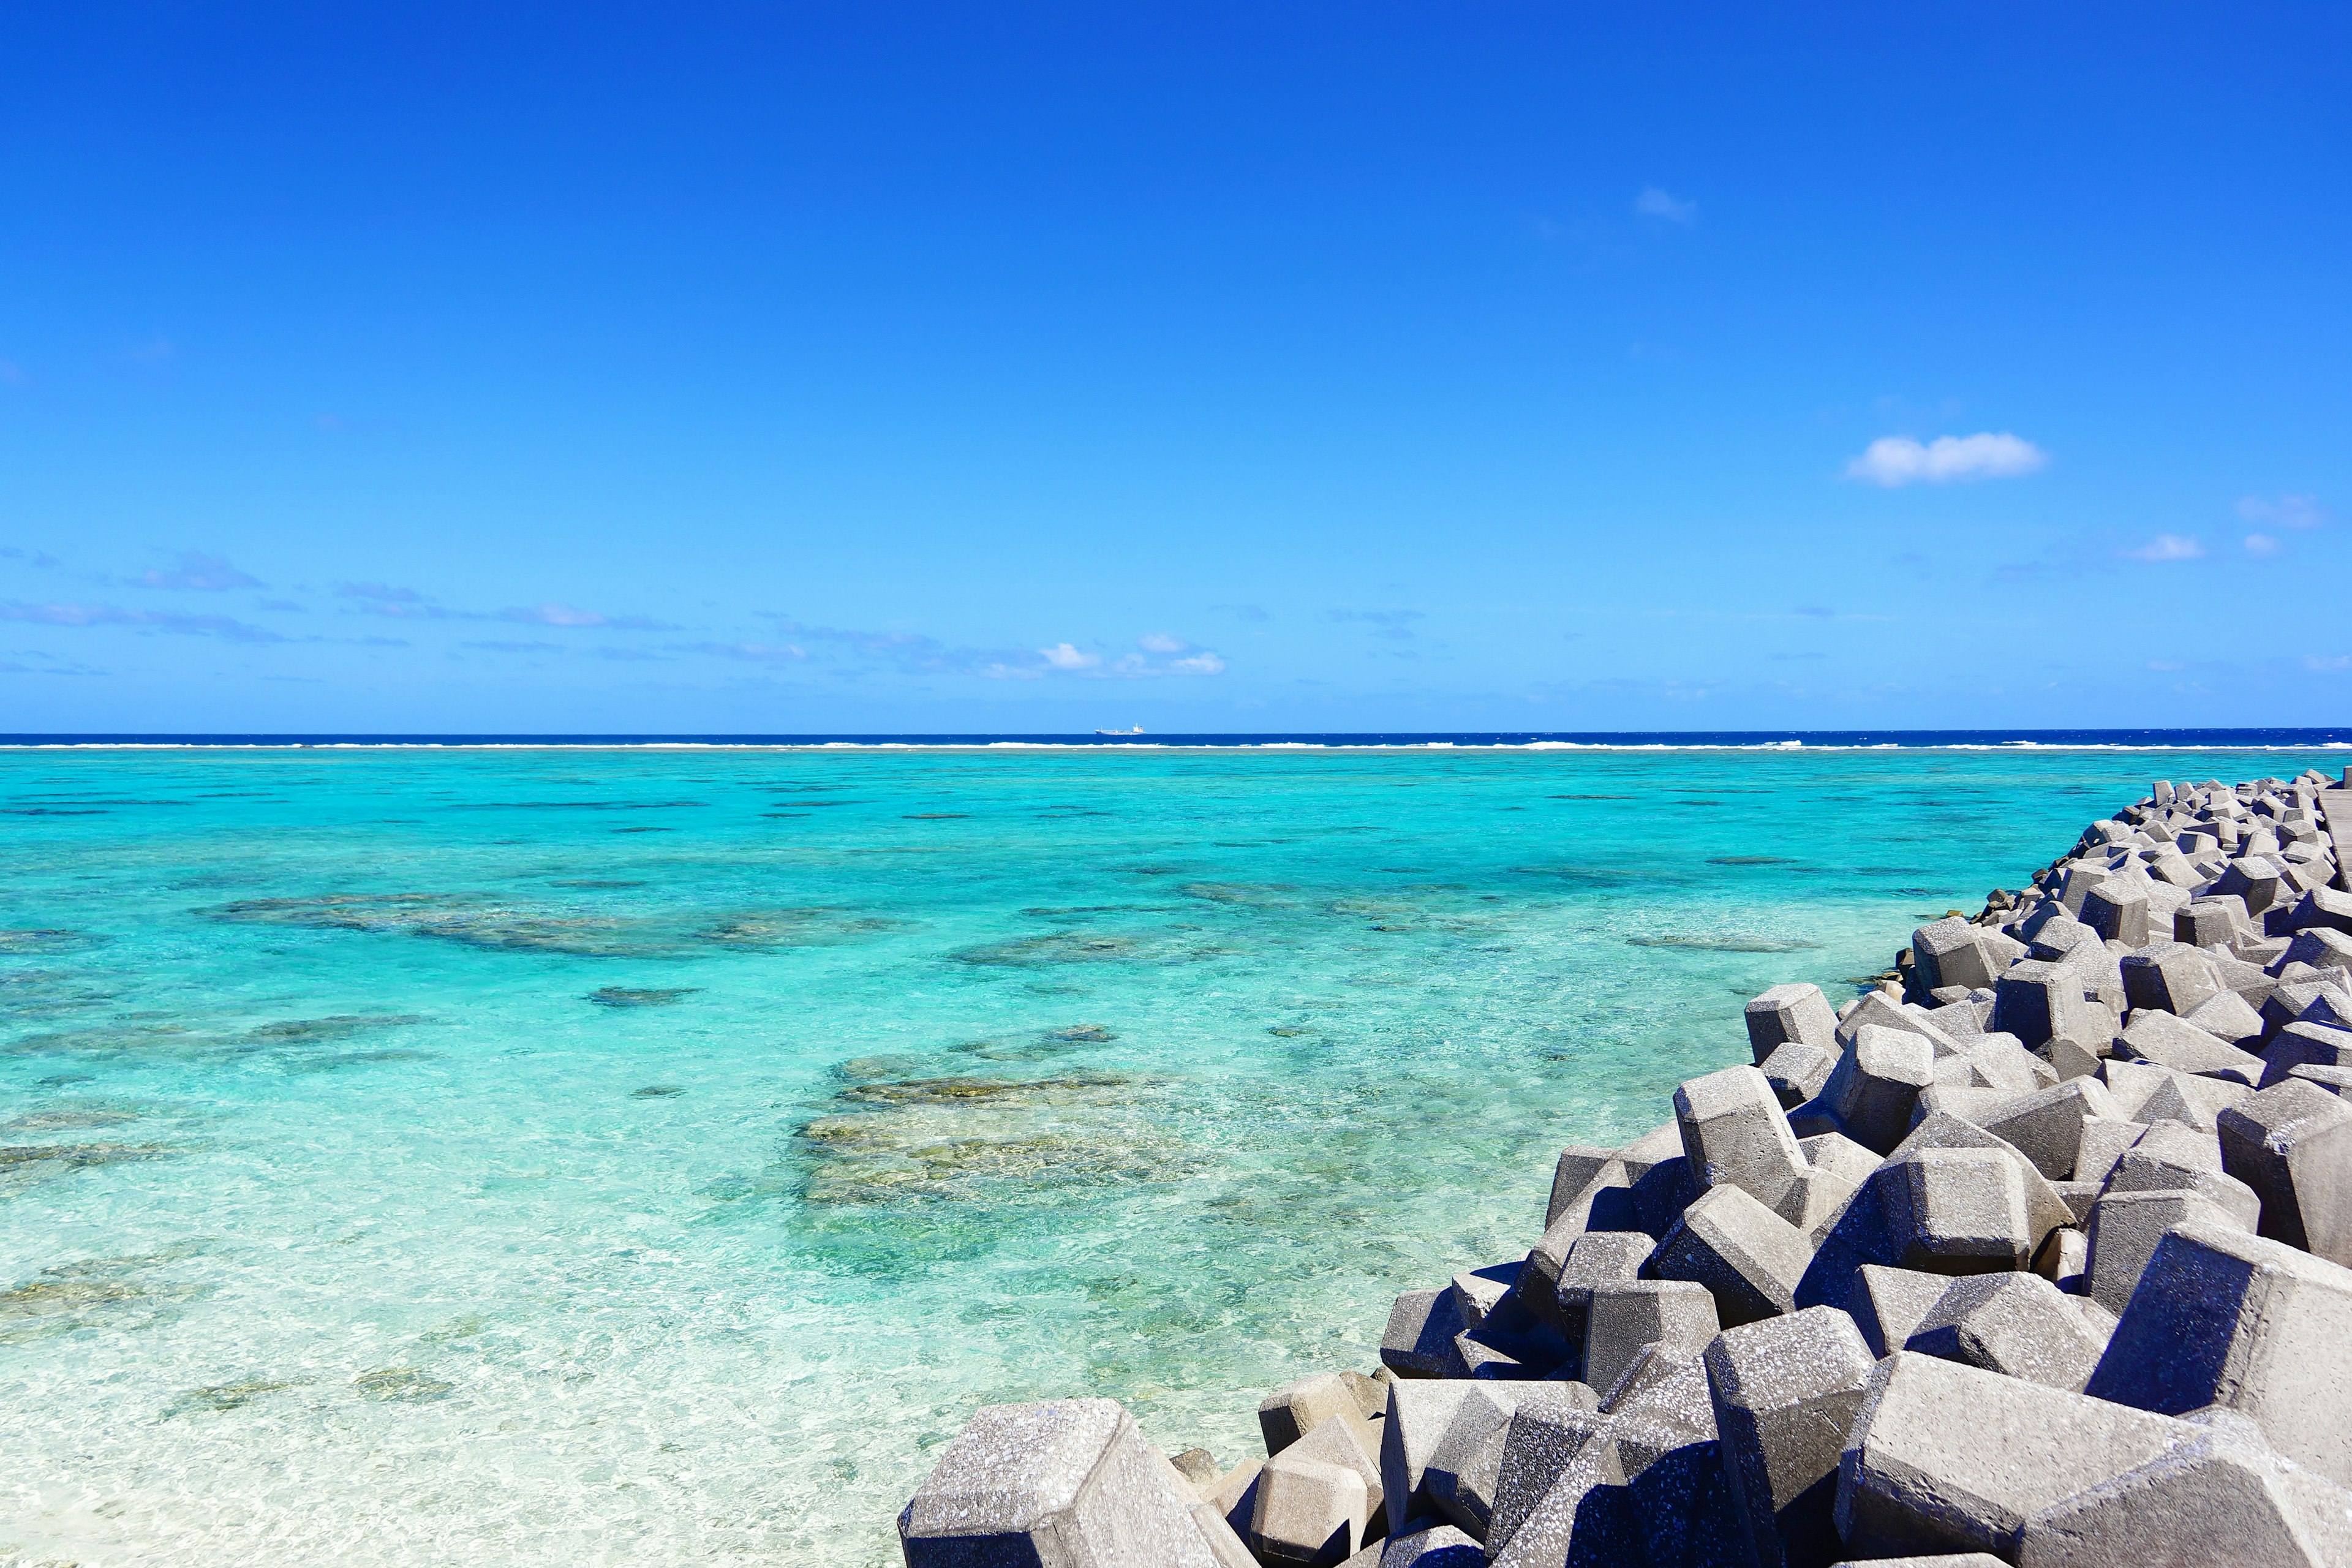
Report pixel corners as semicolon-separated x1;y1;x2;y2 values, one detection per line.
135;550;262;592
673;640;809;665
1137;633;1188;654
2305;655;2351;672
0;546;61;568
2123;534;2204;562
1041;642;1101;671
497;602;674;630
461;639;561;654
1845;432;2049;487
2237;493;2329;530
1635;187;1697;224
1330;608;1425;642
1220;604;1271;624
2244;533;2283;557
0;600;285;642
336;581;424;603
1166;652;1225;675
1793;605;1835;619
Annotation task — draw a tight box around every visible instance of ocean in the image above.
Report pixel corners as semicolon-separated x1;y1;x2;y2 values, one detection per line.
2;734;2346;1563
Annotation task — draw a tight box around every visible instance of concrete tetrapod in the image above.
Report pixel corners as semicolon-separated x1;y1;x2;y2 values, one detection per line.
1676;1063;1811;1212
2218;1079;2352;1264
1902;1272;2111;1392
1649;1182;1815;1328
2084;1221;2352;1489
1704;1305;1878;1568
901;1398;1243;1568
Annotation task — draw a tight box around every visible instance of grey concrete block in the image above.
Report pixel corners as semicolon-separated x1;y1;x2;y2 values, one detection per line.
1915;916;2005;992
902;1398;1227;1568
1763;1040;1838;1110
1748;982;1841;1066
2120;941;2223;1016
1839;990;1972;1055
2086;1221;2352;1488
1548;1231;1652;1363
2117;1010;2266;1085
1381;1287;1466;1379
1379;1381;1474;1537
1545;1145;1616;1229
2284;884;2352;937
1824;1024;1939;1154
1677;1063;1810;1212
1803;1131;1882;1188
1481;1390;1610;1558
1419;1384;1523;1536
1905;1272;2111;1392
2035;1224;2090;1294
1979;1078;2122;1180
2015;1406;2352;1568
2177;895;2251;948
1262;1376;1383;1457
1835;1352;2195;1561
2260;1021;2352;1087
2291;1064;2352;1096
2075;1118;2150;1194
1705;1305;1877;1568
2185;987;2267;1045
2082;880;2153;947
2103;1126;2263;1231
1850;1263;1966;1357
2218;1079;2352;1263
2215;857;2288;915
2277;927;2352;975
1368;1524;1482;1568
1251;1453;1374;1567
1649;1183;1815;1327
1581;1280;1719;1398
1995;959;2090;1048
2084;1188;2249;1316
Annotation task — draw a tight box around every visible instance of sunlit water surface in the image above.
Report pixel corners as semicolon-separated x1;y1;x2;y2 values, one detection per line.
2;744;2342;1564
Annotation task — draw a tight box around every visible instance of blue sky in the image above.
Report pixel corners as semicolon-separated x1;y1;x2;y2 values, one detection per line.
1;4;2346;733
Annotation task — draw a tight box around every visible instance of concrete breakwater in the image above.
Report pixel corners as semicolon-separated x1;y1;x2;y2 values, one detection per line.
896;766;2352;1568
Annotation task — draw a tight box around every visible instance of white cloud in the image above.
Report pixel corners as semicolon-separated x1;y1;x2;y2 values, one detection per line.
1845;432;2049;487
1634;187;1697;223
2237;493;2328;530
2305;655;2352;671
1168;652;1226;676
1039;642;1100;671
1137;632;1187;654
2124;534;2204;562
2244;533;2283;557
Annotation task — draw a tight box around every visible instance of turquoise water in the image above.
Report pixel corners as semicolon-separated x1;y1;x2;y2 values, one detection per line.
1;744;2343;1564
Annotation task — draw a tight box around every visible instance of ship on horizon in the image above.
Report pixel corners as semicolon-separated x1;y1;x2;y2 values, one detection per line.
1093;726;1145;736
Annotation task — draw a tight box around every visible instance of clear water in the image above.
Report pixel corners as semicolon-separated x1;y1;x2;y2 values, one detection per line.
1;744;2342;1564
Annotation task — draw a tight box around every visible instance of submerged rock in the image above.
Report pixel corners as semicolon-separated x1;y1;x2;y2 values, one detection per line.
587;986;699;1008
353;1366;454;1403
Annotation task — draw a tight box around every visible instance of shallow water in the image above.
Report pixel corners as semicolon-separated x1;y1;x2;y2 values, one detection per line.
0;744;2342;1564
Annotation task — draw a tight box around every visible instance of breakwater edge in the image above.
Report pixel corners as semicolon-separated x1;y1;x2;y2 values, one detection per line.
902;764;2352;1567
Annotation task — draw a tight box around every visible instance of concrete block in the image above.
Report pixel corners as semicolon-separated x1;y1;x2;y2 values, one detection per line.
1915;916;2005;992
1649;1183;1815;1327
1748;982;1841;1065
1547;1231;1651;1362
1836;1352;2195;1561
1995;959;2089;1049
2184;987;2267;1046
2015;1406;2352;1568
1545;1145;1616;1229
1979;1078;2122;1180
901;1398;1229;1568
1803;1131;1882;1188
2120;941;2223;1016
1850;1262;1967;1357
1262;1376;1381;1457
1379;1381;1474;1537
2214;857;2287;915
2035;1224;2090;1294
2283;885;2352;937
2260;1021;2352;1087
1381;1287;1466;1379
2103;1139;2263;1232
2084;1188;2250;1316
2082;880;2153;948
2116;1011;2266;1084
1705;1305;1877;1568
1839;990;1972;1056
1251;1453;1373;1567
1480;1390;1610;1558
2218;1079;2352;1263
1581;1280;1719;1398
1365;1524;1482;1567
1763;1041;1838;1110
1419;1384;1523;1536
2086;1221;2352;1488
1677;1063;1810;1212
1824;1024;1939;1154
2176;895;2250;948
1904;1272;2111;1392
